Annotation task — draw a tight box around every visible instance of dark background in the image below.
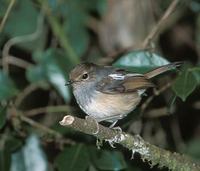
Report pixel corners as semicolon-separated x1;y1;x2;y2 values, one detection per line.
0;0;200;171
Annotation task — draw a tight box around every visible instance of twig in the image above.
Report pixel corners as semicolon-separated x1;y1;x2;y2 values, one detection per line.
2;11;44;73
144;107;169;118
20;115;61;137
0;55;33;69
171;117;186;152
0;0;16;33
60;115;200;171
24;105;73;116
15;84;39;107
193;101;200;109
142;0;180;48
101;0;180;64
38;0;79;65
19;115;74;145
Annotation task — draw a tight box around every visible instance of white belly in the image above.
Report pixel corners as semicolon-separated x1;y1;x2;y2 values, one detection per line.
83;91;141;122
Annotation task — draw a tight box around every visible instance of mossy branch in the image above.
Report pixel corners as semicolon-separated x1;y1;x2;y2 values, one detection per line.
60;115;200;171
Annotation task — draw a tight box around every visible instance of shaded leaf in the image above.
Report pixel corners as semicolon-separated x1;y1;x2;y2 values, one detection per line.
91;150;127;170
63;8;89;56
11;134;48;171
95;0;107;15
191;67;200;84
0;149;11;171
26;65;49;89
114;51;170;73
26;49;72;102
184;139;200;159
0;137;22;171
4;0;46;51
127;164;143;171
172;66;198;101
0;71;18;100
65;25;89;57
0;107;7;129
5;0;38;36
59;0;108;56
5;137;22;153
0;1;9;17
55;144;90;171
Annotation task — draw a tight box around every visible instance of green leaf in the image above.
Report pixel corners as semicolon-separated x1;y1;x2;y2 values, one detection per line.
0;136;22;171
92;150;127;170
55;144;90;171
63;10;89;56
127;164;143;171
0;1;9;17
0;107;7;129
66;26;89;57
172;66;198;101
4;0;38;36
26;65;49;88
191;67;200;84
26;48;72;102
184;139;200;159
95;0;107;16
5;137;22;153
11;134;48;171
59;0;93;57
114;51;170;73
0;71;18;100
4;0;46;51
0;149;11;171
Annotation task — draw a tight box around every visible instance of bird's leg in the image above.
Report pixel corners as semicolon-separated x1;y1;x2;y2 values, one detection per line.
109;120;122;134
109;120;118;128
96;138;103;149
85;116;103;148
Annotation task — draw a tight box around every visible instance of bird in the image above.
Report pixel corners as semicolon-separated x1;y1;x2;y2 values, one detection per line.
67;62;181;128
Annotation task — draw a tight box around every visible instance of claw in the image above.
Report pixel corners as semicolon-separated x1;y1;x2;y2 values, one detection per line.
108;141;116;148
112;126;122;133
96;138;103;149
131;149;135;159
109;120;118;128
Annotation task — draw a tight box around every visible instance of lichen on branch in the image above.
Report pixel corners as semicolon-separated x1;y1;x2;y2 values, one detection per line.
60;115;200;171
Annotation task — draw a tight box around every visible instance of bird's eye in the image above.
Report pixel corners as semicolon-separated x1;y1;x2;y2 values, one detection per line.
82;73;88;80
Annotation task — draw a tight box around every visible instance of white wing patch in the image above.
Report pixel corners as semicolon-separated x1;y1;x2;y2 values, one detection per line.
109;74;125;80
109;73;143;80
137;89;145;95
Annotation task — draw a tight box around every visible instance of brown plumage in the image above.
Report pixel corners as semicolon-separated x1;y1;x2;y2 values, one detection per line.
68;62;181;126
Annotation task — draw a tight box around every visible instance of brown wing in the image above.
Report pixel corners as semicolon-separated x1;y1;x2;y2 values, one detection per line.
96;74;154;94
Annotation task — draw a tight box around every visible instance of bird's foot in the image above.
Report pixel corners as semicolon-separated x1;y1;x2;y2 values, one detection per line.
111;126;122;134
107;139;116;148
96;138;103;149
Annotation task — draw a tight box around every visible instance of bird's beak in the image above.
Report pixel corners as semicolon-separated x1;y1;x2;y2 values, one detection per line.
65;80;73;86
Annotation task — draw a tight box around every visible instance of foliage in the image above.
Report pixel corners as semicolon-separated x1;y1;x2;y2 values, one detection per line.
0;0;200;171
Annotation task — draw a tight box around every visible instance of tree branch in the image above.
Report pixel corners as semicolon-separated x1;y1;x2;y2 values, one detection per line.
2;11;44;73
24;105;73;117
15;84;39;107
0;0;16;33
142;0;180;48
100;0;180;64
141;81;173;113
60;115;200;171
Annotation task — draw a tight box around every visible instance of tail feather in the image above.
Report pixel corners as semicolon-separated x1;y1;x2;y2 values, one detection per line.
144;62;182;79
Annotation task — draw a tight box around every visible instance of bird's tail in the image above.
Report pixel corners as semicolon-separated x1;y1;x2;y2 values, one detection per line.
144;62;182;79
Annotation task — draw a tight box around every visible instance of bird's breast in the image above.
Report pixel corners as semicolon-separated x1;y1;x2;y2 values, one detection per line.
84;91;141;122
